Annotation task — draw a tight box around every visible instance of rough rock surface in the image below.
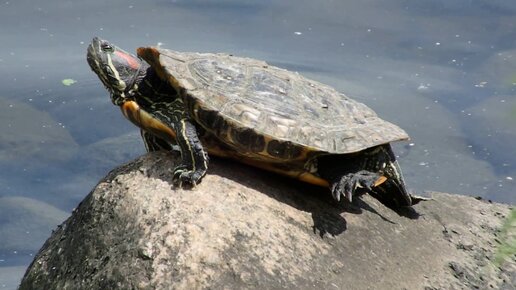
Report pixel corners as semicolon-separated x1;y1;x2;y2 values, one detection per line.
20;152;515;289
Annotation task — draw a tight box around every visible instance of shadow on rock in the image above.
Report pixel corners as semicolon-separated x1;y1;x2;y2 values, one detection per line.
131;151;423;237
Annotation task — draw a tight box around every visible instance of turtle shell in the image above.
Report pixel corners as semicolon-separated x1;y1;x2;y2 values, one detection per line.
138;48;408;155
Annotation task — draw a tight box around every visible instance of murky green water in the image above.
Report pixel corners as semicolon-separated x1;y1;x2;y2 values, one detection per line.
1;1;515;288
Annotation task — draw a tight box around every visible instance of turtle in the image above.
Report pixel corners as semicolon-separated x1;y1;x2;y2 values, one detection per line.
87;37;424;208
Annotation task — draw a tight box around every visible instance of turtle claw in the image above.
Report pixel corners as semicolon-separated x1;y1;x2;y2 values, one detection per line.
331;171;384;203
172;165;205;187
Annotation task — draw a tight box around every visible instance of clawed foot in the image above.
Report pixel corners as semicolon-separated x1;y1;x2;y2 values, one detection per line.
331;170;385;202
172;165;206;187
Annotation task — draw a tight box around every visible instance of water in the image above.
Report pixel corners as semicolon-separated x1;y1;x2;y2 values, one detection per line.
1;0;515;288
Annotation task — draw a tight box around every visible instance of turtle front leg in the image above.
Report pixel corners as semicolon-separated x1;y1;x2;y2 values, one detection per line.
169;119;209;186
121;100;208;186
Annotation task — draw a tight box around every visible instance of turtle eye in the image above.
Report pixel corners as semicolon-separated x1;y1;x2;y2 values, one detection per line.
101;43;114;53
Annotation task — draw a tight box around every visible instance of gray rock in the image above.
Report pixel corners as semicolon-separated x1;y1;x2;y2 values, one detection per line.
19;152;515;289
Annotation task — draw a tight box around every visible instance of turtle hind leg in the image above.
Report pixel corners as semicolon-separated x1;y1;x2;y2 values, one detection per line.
330;170;386;202
368;147;414;208
368;177;413;208
317;150;381;202
317;144;416;207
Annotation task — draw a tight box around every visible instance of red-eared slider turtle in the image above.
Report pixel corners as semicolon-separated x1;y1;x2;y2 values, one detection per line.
87;37;424;208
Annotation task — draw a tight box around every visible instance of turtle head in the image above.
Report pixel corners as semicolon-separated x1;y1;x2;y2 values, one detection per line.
87;37;146;106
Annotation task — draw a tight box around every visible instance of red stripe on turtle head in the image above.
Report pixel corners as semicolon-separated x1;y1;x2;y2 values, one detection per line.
115;50;141;69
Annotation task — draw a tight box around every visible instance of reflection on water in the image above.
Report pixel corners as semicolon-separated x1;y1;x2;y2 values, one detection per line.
1;0;515;288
